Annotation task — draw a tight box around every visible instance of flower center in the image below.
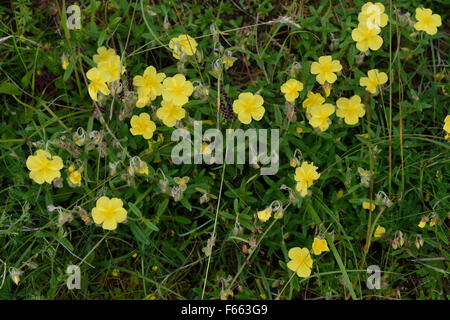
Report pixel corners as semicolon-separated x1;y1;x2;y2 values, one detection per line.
144;76;158;90
165;105;179;118
101;206;116;220
421;16;432;26
287;85;298;96
38;159;52;174
319;63;333;75
344;103;358;115
136;119;148;132
241;101;256;114
170;82;185;97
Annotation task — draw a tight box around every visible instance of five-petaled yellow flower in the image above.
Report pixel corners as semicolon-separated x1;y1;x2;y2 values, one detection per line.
130;112;157;139
336;95;366;125
287;247;313;278
414;8;442;35
169;34;198;59
312;237;329;255
310;56;342;85
309;103;335;132
352;23;383;52
26;150;63;184
134;66;166;108
294;161;321;197
162;74;194;106
156;100;186;127
358;2;388;30
374;225;385;238
360;69;388;94
280;79;304;102
91;196;127;231
362;201;376;212
232;92;265;124
257;207;271;222
302;91;325;114
87;67;111;101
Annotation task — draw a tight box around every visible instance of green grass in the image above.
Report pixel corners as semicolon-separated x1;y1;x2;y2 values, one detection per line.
0;0;448;300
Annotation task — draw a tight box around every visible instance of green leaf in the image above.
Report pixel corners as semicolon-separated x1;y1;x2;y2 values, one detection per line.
129;222;150;245
156;199;169;217
58;237;74;252
142;218;159;232
63;62;74;82
0;81;21;96
97;29;107;47
174;216;191;224
128;202;143;218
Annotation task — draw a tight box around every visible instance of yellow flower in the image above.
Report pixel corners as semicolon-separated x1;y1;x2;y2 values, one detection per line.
61;54;69;70
98;55;124;82
93;46;117;65
156;100;186;127
201;144;212;155
296;127;303;134
133;66;166;107
131;157;148;175
360;69;388;94
309;103;335;132
91;196;127;231
310;56;342;85
351;24;383;52
323;82;332;97
222;56;236;68
429;217;437;227
336;95;366;125
414;8;441;35
290;157;298;168
111;269;120;277
312;237;329;255
174;176;189;191
374;225;385;238
418;217;427;228
129;113;157;139
443;115;450;133
362;201;376;212
337;189;344;198
232;92;265;124
162;74;194;106
280;79;304;102
69;170;82;186
26;150;63;184
86;67;111;101
302;91;325;113
294;161;320;197
358;2;388;29
257;207;271;222
287;247;313;278
169;34;198;59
